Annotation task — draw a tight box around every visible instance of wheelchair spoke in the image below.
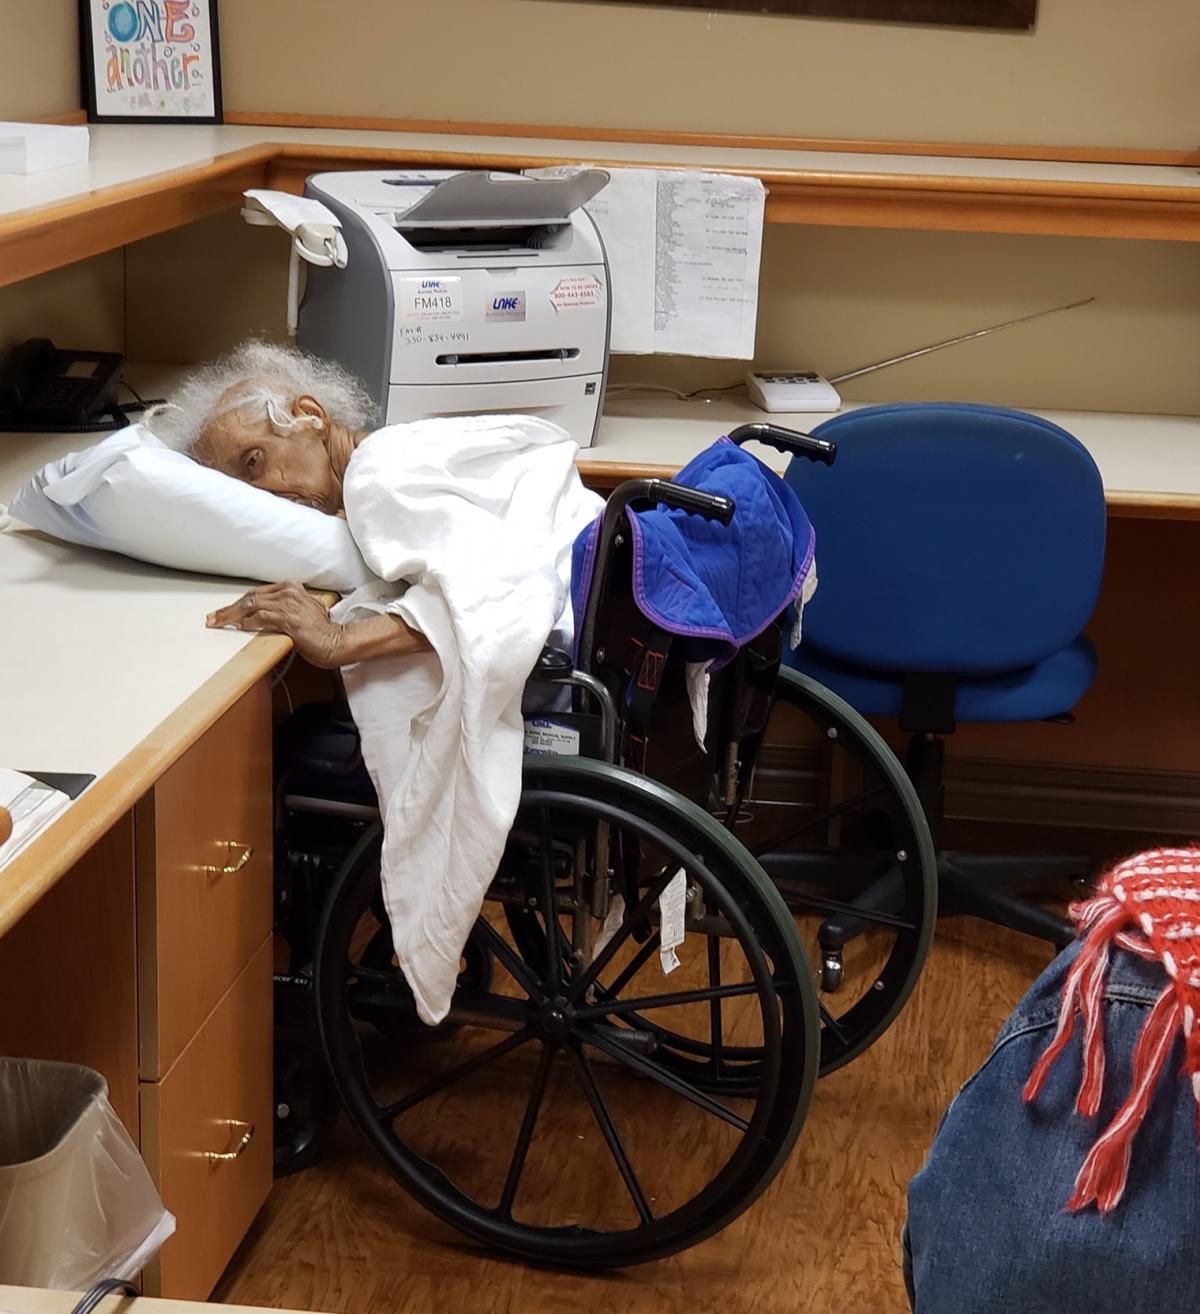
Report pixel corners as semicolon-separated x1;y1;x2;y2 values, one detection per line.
708;936;724;1081
376;1027;535;1121
538;807;563;992
598;932;660;1001
748;782;888;858
474;918;544;1000
574;980;761;1019
817;1001;850;1046
497;1040;557;1220
569;868;679;1004
582;1025;750;1132
348;962;405;987
776;887;917;931
567;1043;654;1224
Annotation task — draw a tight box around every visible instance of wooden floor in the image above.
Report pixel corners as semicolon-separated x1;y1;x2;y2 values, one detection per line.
215;914;1054;1314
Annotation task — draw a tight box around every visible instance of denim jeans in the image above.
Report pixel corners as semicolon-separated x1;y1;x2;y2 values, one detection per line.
904;937;1200;1313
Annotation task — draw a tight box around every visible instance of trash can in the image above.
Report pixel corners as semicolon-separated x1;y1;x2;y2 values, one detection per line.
0;1057;175;1289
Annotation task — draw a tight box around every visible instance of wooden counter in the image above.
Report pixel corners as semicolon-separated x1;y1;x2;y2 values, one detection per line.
4;122;1200;290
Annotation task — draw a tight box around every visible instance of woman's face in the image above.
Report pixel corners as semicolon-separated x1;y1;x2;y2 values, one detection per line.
194;382;344;515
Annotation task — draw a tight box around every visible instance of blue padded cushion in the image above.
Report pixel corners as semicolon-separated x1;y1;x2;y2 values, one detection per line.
786;635;1098;723
785;403;1106;675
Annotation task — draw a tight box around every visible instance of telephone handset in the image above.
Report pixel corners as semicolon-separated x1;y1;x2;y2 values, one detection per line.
0;338;124;428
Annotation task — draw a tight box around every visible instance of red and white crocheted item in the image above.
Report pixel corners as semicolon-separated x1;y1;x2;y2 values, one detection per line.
1023;846;1200;1213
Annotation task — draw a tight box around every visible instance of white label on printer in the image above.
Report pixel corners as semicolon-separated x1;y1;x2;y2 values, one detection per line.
523;718;581;757
398;276;463;323
550;274;603;311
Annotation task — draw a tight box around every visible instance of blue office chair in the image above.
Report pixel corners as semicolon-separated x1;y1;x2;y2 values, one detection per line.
780;402;1106;973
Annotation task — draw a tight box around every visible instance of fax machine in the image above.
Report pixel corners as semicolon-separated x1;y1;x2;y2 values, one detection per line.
296;168;612;447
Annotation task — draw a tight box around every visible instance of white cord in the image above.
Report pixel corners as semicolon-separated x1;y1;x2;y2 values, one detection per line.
607;382;748;401
287;246;301;339
272;651;296;715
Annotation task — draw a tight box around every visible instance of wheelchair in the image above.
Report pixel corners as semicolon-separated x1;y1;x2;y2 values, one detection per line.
271;424;937;1267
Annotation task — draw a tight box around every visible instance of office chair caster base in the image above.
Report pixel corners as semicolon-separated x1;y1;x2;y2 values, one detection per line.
820;953;844;993
273;1024;337;1177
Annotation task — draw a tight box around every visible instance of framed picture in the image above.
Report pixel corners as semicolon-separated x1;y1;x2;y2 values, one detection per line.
80;1;223;124
557;0;1036;29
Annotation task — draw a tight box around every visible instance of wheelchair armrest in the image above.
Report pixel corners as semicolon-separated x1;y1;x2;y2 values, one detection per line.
532;645;574;679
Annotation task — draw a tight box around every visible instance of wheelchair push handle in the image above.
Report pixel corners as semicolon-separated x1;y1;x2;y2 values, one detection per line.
645;478;735;526
727;422;837;466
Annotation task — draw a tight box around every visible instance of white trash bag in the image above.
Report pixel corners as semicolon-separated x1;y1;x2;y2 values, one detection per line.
0;1058;175;1288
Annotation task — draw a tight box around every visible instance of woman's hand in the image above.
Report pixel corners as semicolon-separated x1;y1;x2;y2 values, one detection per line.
207;581;346;668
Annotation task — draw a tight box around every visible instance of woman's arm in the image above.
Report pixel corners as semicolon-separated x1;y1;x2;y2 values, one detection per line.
206;581;431;669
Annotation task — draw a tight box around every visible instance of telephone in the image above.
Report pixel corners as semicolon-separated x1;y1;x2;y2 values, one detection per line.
0;338;124;428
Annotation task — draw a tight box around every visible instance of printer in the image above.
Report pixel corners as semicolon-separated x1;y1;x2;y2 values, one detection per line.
296;168;612;447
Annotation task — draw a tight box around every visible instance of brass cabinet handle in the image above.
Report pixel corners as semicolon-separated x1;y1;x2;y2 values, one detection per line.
206;1119;254;1163
203;841;254;876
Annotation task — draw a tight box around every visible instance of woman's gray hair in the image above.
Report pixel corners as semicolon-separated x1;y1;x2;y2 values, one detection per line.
147;340;382;453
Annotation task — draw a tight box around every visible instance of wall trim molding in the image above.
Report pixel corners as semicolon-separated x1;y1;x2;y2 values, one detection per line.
224;111;1200;170
750;745;1200;837
945;758;1200;835
29;109;87;125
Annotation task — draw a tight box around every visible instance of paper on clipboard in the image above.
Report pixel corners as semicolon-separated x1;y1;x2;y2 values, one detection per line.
525;165;765;359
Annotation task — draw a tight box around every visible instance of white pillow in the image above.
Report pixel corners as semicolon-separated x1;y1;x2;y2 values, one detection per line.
7;426;373;592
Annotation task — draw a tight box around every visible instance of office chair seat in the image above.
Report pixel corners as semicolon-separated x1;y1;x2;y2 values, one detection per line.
788;635;1097;724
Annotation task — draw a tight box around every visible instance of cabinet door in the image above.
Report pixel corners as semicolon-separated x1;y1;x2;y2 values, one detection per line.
137;681;273;1078
0;814;139;1135
140;936;273;1301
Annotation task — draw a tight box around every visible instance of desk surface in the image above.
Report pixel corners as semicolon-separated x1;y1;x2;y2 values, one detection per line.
0;400;290;931
4;123;1200;292
594;395;1200;518
0;1287;320;1314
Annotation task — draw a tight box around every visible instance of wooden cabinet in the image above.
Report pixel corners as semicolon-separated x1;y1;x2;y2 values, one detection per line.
135;680;275;1298
136;681;273;1079
0;816;139;1136
140;939;273;1301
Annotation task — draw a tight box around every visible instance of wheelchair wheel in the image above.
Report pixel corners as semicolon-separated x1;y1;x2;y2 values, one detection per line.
315;757;819;1268
743;666;938;1074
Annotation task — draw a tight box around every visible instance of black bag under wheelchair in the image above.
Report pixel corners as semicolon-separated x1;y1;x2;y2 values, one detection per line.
270;424;937;1267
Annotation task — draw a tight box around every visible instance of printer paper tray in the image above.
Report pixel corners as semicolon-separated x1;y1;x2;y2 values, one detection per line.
393;169;610;229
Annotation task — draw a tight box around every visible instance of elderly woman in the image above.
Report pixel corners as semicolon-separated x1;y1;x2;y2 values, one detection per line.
150;341;431;669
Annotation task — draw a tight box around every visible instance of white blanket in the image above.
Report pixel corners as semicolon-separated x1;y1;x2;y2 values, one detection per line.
332;415;602;1024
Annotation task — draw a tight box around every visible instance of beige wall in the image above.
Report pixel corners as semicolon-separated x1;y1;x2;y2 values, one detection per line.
124;211;1200;418
0;0;79;120
221;0;1198;150
0;254;124;360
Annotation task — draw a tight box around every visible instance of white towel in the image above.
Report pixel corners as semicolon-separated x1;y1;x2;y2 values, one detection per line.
332;415;602;1024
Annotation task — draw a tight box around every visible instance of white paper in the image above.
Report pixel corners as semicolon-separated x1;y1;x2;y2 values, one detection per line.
653;172;765;359
0;770;72;868
0;122;89;174
579;169;659;353
525;165;765;359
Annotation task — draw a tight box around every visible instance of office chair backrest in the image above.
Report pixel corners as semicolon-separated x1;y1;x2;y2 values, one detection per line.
785;403;1106;675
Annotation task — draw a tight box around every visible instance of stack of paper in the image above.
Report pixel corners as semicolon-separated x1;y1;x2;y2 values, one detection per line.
0;770;73;868
0;122;90;175
527;164;766;359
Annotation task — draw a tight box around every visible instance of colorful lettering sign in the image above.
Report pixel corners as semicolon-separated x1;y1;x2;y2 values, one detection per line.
82;0;222;123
